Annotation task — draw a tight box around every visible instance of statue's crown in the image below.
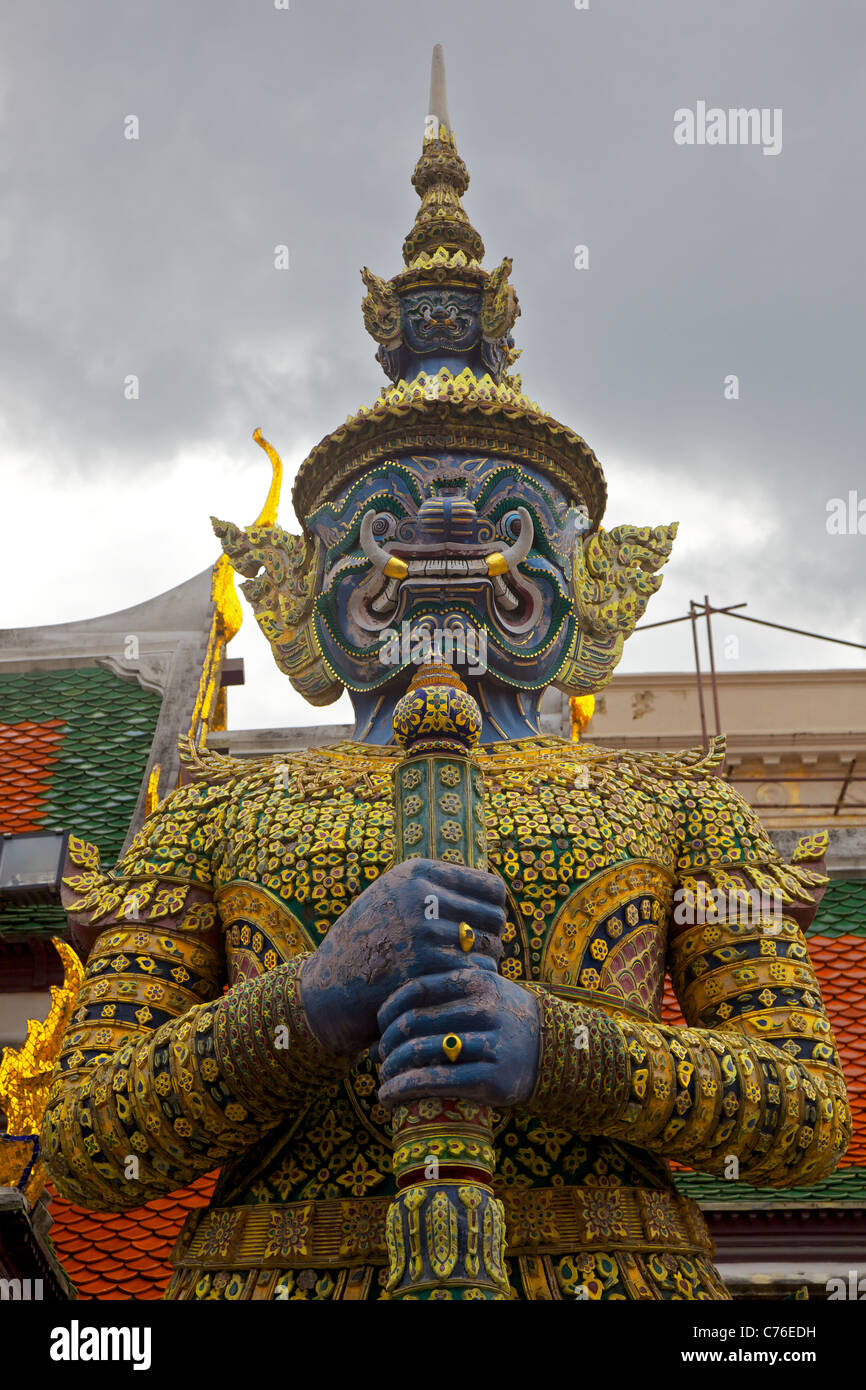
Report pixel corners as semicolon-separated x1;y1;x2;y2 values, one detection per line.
358;44;520;375
213;49;682;711
289;45;607;528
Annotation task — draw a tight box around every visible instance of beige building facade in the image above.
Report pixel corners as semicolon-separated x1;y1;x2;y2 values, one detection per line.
545;669;866;828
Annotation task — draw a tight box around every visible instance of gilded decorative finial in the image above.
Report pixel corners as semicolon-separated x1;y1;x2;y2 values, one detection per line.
0;938;84;1202
211;425;337;704
393;661;482;757
207;430;287;665
403;46;484;265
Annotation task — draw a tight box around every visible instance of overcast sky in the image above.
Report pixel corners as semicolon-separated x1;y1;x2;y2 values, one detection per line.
1;0;864;730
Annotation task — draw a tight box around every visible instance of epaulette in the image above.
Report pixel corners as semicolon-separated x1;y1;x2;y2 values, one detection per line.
580;735;727;784
179;737;393;804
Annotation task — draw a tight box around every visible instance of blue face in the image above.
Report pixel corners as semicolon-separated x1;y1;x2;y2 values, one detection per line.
400;288;481;356
307;452;592;695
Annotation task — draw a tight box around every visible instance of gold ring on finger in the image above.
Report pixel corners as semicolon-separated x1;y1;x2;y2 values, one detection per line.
458;921;475;953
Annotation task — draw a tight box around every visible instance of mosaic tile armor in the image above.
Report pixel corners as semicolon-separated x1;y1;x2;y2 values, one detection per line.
41;48;850;1300
41;734;849;1299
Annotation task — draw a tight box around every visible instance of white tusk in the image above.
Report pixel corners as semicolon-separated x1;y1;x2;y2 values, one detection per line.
499;507;534;570
492;575;519;611
486;506;533;576
360;513;407;579
370;578;401;615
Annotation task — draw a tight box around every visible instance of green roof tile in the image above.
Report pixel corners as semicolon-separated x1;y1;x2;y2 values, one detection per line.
0;667;161;939
676;1165;866;1205
809;879;866;938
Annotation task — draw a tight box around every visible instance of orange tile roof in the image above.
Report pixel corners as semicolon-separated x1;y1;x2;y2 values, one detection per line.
807;934;866;1164
0;670;162;943
0;719;65;833
46;1172;216;1300
660;972;685;1027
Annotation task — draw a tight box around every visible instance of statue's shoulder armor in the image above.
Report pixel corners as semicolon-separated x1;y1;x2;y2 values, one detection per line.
140;740;397;862
507;733;728;786
578;734;728;787
620;737;781;874
115;771;237;887
122;746;328;869
61;766;242;937
575;735;780;872
112;739;292;884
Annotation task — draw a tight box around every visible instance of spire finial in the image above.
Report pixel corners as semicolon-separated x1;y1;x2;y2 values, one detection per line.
427;43;451;133
403;45;483;265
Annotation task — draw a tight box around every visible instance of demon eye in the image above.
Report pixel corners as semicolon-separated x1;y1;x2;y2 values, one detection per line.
366;511;397;542
500;510;525;541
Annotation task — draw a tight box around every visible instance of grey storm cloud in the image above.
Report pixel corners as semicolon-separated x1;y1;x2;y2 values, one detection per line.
1;0;864;696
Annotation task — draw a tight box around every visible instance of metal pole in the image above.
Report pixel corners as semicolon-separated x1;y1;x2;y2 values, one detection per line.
635;604;865;651
635;602;747;633
704;594;722;738
834;758;857;817
708;609;866;653
689;601;708;750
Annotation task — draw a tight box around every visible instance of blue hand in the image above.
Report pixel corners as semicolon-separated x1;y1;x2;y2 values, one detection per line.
300;860;505;1057
376;968;541;1109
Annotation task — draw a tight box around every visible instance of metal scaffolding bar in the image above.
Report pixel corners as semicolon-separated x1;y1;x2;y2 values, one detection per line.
635;603;746;633
636;603;866;652
833;758;858;817
688;601;708;750
703;594;722;738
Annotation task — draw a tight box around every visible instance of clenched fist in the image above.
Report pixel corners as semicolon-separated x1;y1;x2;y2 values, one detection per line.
299;859;505;1058
376;968;542;1110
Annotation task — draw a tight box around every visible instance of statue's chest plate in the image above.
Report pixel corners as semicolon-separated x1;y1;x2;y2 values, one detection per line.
484;772;677;1004
540;861;674;1015
214;751;679;1014
209;749;682;1203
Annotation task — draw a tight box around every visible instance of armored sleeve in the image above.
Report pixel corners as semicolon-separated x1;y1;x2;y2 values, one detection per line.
40;779;346;1213
526;782;851;1188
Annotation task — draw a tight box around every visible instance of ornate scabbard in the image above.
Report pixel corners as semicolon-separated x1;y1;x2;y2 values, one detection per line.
384;662;510;1300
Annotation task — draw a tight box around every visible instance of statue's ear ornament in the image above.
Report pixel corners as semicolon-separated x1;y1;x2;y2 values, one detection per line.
555;521;678;697
211;432;343;707
575;522;679;635
480;257;521;342
360;267;403;347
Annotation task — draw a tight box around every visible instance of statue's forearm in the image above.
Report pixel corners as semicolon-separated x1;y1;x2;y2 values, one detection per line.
524;988;850;1186
42;952;347;1211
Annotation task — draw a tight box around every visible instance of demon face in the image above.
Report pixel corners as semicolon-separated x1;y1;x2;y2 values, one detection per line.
307;452;592;695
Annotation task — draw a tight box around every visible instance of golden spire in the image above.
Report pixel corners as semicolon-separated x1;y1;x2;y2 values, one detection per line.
208;429;283;657
402;45;484;265
250;427;284;527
